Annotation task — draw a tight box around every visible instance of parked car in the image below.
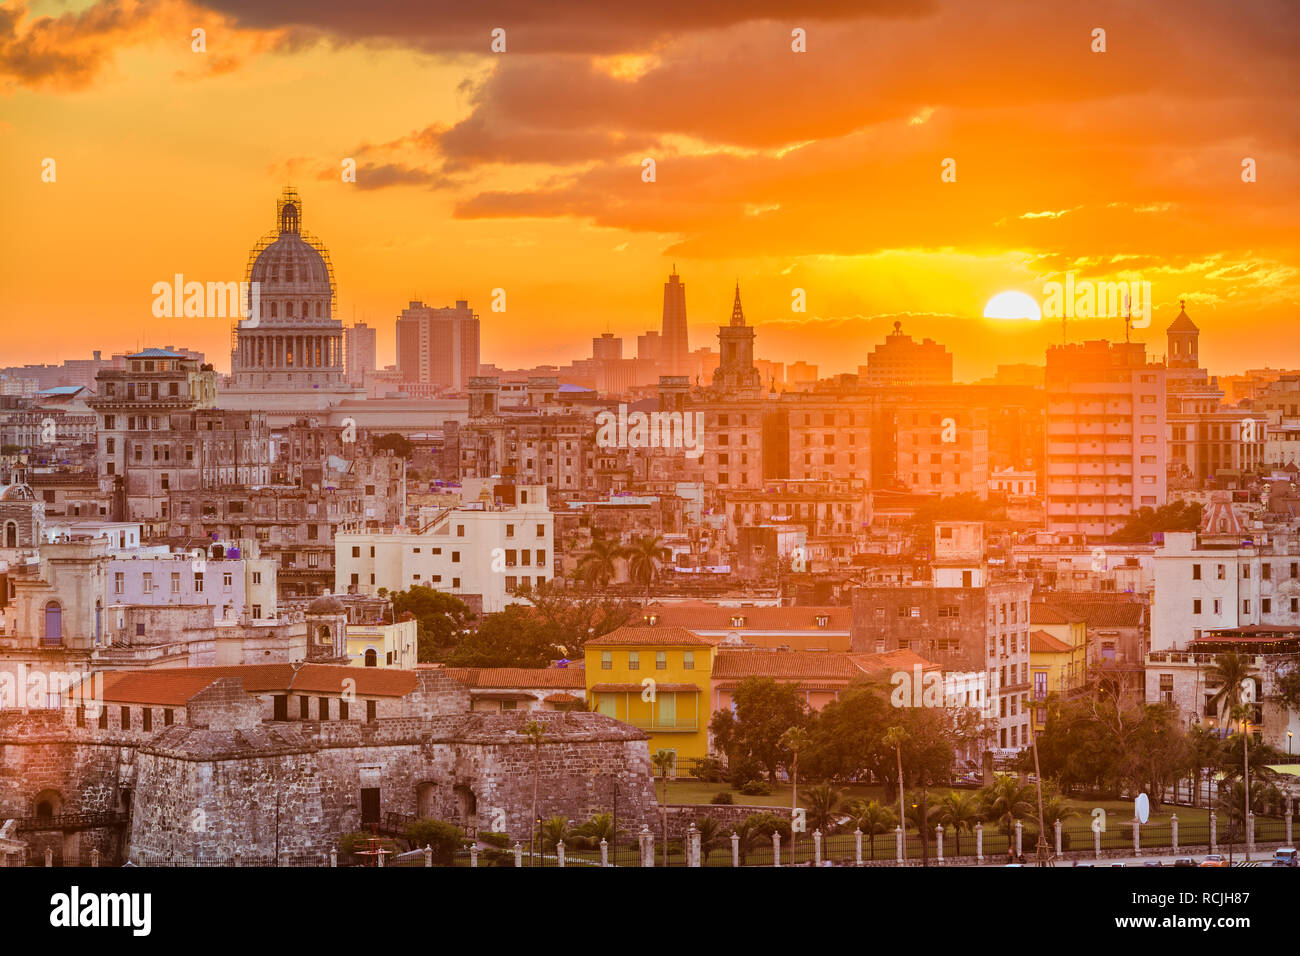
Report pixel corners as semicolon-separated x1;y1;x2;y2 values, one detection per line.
1273;847;1298;867
1142;861;1163;867
1200;854;1230;867
1173;858;1197;867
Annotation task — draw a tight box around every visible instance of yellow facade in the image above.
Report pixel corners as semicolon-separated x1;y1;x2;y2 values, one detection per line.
346;619;419;669
584;628;716;774
1028;621;1087;732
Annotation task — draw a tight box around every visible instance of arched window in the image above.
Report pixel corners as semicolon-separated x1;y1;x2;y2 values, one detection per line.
42;602;63;646
364;648;377;667
316;302;322;317
286;301;294;317
4;521;16;548
270;302;278;318
302;301;308;319
317;625;332;645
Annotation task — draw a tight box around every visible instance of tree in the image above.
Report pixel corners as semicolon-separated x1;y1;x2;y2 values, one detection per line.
1276;665;1300;713
372;432;414;459
695;816;725;865
625;535;671;601
447;605;555;667
935;790;983;857
578;535;625;588
403;819;464;865
523;720;545;866
732;812;791;865
651;749;675;866
844;800;896;860
524;579;639;657
805;783;842;835
780;725;809;829
979;775;1036;842
708;677;807;781
537;815;570;853
388;586;474;661
883;725;909;836
571;812;616;850
1108;500;1203;542
1206;652;1253;723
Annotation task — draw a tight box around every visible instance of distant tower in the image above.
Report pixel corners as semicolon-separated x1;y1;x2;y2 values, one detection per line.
661;267;690;376
712;283;761;392
1166;299;1200;369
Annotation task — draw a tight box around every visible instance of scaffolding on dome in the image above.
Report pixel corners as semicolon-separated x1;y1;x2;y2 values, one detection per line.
231;187;340;364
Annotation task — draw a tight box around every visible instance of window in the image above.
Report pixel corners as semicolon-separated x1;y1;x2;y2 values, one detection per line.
600;651;612;670
1193;599;1202;614
142;573;153;594
121;707;131;730
114;572;124;594
170;572;181;593
656;651;667;670
1217;565;1226;580
1192;564;1201;580
537;523;546;537
194;573;204;593
319;697;329;720
142;709;152;732
366;700;376;722
683;651;694;670
98;708;108;730
628;652;640;671
164;709;174;726
223;572;232;588
300;696;310;719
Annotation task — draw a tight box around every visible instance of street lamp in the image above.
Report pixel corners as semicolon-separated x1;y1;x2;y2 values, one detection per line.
1289;731;1293;757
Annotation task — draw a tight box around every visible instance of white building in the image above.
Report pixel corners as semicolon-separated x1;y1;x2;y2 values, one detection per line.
1151;499;1300;651
334;481;553;614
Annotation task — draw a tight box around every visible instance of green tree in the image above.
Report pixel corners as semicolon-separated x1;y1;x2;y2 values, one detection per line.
447;605;556;667
979;775;1036;842
403;819;464;865
578;535;625;588
844;800;897;861
372;432;414;459
537;815;570;853
1108;500;1204;542
625;535;671;601
389;586;474;661
732;812;791;866
805;783;842;835
708;677;807;781
1206;652;1253;723
935;790;983;857
651;749;675;866
524;720;545;866
572;812;616;851
695;817;725;864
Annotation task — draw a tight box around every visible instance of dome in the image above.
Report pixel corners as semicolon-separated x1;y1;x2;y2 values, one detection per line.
307;593;346;615
0;483;35;501
243;188;336;326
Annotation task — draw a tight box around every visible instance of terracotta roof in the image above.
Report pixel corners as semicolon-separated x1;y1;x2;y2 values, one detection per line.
585;626;717;648
90;664;418;707
1029;630;1072;654
440;667;585;690
590;682;702;694
712;650;861;682
640;603;851;631
1031;601;1145;627
847;649;941;675
543;692;582;703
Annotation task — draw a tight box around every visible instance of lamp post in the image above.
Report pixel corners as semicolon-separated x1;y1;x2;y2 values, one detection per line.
1288;731;1293;756
1243;717;1251;863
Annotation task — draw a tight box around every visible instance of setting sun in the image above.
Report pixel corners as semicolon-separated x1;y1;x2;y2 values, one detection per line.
983;291;1043;321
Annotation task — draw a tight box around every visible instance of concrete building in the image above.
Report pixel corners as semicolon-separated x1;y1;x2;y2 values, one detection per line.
1045;340;1167;540
863;321;953;387
660;267;690;377
344;322;377;387
335;481;553;613
396;299;480;392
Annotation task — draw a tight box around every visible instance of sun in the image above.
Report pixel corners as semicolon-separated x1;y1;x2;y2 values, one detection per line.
983;290;1042;320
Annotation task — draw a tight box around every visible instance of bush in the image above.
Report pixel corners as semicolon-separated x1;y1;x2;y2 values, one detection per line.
403;818;465;865
479;831;511;848
740;779;772;797
729;755;765;789
690;757;727;783
711;791;735;805
484;848;515;867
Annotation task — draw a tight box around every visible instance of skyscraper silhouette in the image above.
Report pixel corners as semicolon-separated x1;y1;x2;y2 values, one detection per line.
661;266;690;376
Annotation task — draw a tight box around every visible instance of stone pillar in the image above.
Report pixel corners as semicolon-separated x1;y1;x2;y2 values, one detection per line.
1247;813;1255;854
689;825;701;868
234;848;242;868
895;825;904;865
772;830;781;867
377;846;384;867
513;842;523;867
854;828;863;865
330;847;337;868
641;825;654;867
1171;814;1179;852
975;823;984;863
730;831;740;867
1014;820;1023;856
1132;819;1141;857
600;839;609;867
935;824;943;864
1054;819;1062;857
813;829;822;866
1094;826;1101;860
45;848;52;867
470;844;479;868
90;848;100;868
556;841;566;868
1210;812;1218;853
1286;810;1293;846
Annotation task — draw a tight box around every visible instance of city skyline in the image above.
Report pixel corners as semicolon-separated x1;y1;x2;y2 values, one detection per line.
3;1;1298;378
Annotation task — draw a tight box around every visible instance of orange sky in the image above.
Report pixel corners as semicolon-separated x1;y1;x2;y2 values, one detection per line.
2;0;1298;381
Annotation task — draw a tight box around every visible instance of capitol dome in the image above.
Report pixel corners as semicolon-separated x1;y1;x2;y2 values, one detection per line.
0;483;35;502
307;593;346;615
243;188;336;327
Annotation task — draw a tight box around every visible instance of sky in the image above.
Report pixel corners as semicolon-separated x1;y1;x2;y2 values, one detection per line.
1;0;1298;381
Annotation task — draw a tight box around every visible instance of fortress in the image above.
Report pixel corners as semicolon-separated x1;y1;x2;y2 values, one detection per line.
0;666;658;866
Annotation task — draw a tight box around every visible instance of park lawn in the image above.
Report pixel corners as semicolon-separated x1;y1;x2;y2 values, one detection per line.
659;778;889;809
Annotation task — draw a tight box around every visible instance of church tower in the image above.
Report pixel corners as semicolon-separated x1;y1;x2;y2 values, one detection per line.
1166;299;1200;370
711;283;761;392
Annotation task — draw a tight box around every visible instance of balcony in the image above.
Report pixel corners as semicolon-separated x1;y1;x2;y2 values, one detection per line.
626;718;699;733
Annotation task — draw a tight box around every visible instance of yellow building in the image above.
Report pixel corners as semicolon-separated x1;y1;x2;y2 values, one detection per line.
584;626;717;774
1028;625;1087;733
346;619;419;669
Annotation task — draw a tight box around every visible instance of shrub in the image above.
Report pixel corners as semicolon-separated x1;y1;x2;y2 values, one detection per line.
690;757;726;782
711;791;735;805
403;818;465;865
729;755;765;789
479;831;511;848
740;779;772;796
484;848;515;867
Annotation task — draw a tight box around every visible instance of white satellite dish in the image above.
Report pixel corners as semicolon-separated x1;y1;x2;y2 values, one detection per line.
1135;792;1150;824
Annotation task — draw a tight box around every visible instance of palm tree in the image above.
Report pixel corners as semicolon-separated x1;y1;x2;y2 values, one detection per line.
538;815;570;853
523;720;546;866
695;816;724;865
845;800;897;860
979;775;1036;843
1039;796;1077;848
779;725;809;834
572;812;616;851
625;535;671;601
1207;652;1253;724
805;783;842;836
935;790;983;857
651;749;675;866
882;725;909;842
578;536;624;588
1186;724;1220;807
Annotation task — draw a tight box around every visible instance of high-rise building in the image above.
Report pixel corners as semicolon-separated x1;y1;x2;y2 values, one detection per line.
661;267;690;376
712;284;761;393
344;322;377;386
395;299;481;392
1045;340;1166;540
592;333;622;361
864;322;953;387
